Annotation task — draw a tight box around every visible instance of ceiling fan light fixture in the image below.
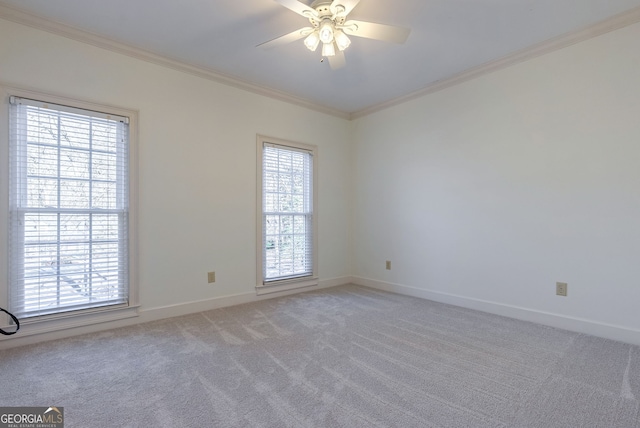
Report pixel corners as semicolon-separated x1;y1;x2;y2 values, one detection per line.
334;30;351;51
261;0;411;69
322;41;336;57
304;31;320;51
319;19;334;44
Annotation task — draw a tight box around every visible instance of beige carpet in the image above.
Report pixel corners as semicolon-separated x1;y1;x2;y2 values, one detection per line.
1;284;638;427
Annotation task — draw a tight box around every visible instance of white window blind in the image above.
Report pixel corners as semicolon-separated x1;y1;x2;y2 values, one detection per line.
8;96;130;319
262;142;314;283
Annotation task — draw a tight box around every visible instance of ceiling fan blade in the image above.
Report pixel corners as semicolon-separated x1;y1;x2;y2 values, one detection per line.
274;0;318;19
342;20;410;44
330;0;361;16
328;50;346;70
257;27;314;49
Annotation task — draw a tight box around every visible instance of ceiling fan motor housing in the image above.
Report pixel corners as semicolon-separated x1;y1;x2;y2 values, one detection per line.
308;0;347;27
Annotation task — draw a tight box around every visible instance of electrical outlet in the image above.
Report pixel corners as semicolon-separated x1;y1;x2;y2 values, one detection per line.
208;271;216;284
556;282;567;296
386;260;391;270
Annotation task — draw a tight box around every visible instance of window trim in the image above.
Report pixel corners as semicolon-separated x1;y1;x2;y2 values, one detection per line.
256;135;318;295
0;85;139;339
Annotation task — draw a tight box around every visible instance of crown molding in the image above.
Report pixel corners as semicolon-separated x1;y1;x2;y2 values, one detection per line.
2;3;640;121
350;5;640;120
0;3;351;120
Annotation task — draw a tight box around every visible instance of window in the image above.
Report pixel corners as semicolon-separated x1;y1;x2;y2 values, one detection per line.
257;136;317;295
7;94;136;321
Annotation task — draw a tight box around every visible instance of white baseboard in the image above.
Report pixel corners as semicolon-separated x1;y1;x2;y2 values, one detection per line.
139;275;349;322
0;276;351;350
352;276;640;347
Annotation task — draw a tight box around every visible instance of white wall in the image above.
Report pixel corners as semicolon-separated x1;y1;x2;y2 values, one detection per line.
0;19;352;344
2;16;640;347
352;23;640;343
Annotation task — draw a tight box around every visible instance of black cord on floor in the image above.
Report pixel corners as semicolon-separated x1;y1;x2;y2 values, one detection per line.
0;307;20;335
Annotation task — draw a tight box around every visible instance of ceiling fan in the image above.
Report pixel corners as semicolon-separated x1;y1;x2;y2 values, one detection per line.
258;0;411;69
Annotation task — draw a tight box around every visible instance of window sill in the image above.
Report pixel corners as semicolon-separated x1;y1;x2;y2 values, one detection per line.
256;277;319;296
0;305;140;342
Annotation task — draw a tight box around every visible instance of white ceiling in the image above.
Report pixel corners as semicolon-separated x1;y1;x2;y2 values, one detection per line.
2;0;640;116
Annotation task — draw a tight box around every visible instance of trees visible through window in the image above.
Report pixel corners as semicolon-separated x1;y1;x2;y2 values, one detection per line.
258;137;317;289
8;96;130;318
